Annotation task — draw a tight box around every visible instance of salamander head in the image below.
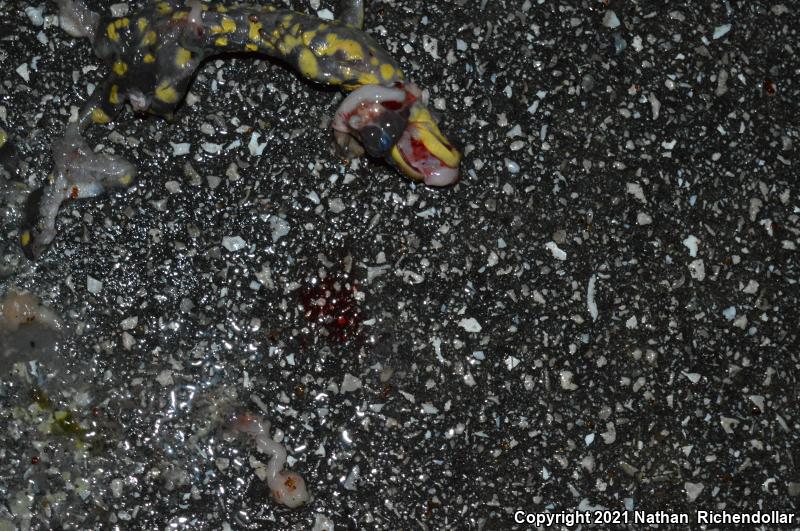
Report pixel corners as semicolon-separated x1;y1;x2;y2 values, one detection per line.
333;83;460;186
389;104;460;186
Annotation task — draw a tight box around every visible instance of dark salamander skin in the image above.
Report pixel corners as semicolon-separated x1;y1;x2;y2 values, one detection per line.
89;0;404;121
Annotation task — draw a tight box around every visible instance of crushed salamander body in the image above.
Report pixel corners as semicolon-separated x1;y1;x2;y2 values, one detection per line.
20;0;461;259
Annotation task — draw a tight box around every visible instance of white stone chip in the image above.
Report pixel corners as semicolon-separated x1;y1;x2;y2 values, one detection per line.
688;259;705;281
110;3;129;16
25;6;45;26
421;402;439;414
587;274;598;321
341;373;362;393
110;478;123;497
122;332;135;350
222;235;246;251
560;370;578;390
156;369;173;386
648;92;661;119
16;63;30;82
713;24;731;39
270;216;290;242
87;275;103;294
722;306;736;321
601;422;616;444
742;280;759;294
505;355;520;370
328;198;346;213
683;372;701;383
170;142;190;156
682;235;700;257
685;482;704;502
626;182;646;203
248;132;267;156
201;142;221;154
545;241;567;260
602;10;621;28
458;317;482;332
504;158;520;173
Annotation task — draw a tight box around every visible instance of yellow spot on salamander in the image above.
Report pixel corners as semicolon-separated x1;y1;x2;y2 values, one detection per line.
297;48;319;78
155;81;178;103
175;47;192;68
20;231;31;248
119;174;133;186
91;108;110;124
221;16;236;32
380;63;395;81
109;84;120;105
248;19;263;41
171;11;188;20
302;31;316;46
211;17;236;34
215;5;228;12
370;56;379;66
215;37;228;47
107;22;119;41
137;17;148;32
0;129;6;149
141;30;157;47
322;36;364;61
112;61;128;76
245;43;258;51
278;34;302;55
106;18;129;41
357;73;379;85
156;2;172;14
143;53;156;63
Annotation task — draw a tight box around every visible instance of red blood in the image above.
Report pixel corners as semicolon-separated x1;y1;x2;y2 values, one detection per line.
410;138;429;162
300;273;362;342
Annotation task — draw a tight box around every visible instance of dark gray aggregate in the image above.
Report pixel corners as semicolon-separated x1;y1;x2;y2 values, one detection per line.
1;0;798;529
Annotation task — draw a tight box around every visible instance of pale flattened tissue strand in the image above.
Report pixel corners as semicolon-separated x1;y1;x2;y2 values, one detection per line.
230;413;310;508
0;291;64;332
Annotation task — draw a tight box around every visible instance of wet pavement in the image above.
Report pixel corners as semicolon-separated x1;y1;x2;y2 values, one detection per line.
1;0;799;529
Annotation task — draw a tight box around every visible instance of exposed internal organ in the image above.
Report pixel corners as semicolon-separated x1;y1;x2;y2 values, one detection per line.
333;83;418;158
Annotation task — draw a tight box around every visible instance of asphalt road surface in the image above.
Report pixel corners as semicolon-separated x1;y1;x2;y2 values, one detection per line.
1;0;798;529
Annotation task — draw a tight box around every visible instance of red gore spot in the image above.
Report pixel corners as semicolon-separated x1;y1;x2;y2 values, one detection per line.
410;138;429;161
300;273;363;342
